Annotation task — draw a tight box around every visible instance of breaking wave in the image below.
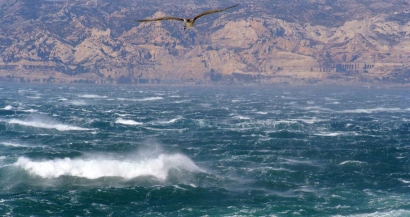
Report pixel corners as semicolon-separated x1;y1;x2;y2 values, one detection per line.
340;107;405;113
14;153;201;181
115;118;143;125
78;94;107;99
0;142;31;148
6;118;91;131
118;97;163;102
1;105;13;110
69;100;87;106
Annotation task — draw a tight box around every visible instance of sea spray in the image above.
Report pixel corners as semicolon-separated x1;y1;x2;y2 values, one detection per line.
14;153;200;181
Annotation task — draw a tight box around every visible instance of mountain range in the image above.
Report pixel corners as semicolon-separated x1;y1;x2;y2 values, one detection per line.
1;0;410;86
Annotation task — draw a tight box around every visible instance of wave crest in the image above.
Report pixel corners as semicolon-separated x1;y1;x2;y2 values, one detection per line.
115;118;143;125
7;118;91;131
14;153;200;180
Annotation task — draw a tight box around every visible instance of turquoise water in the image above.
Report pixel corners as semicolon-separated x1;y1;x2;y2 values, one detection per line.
0;83;409;216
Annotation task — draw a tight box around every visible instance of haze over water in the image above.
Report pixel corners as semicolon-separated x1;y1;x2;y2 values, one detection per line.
0;83;409;216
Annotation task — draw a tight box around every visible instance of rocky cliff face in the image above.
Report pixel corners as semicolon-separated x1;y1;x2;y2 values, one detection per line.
1;0;409;85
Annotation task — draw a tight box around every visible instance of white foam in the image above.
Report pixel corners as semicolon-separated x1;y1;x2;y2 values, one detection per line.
339;160;367;165
15;154;200;180
20;109;38;113
255;111;268;115
256;120;298;127
233;115;250;120
115;118;143;126
158;117;182;124
282;158;316;166
173;100;190;104
292;118;327;124
27;96;42;99
2;105;13;110
69;100;87;106
304;106;333;112
0;142;43;148
115;113;129;117
332;210;410;217
341;107;403;114
0;142;30;147
314;132;341;137
138;97;163;101
118;97;163;102
78;94;107;99
7;118;91;131
398;178;410;184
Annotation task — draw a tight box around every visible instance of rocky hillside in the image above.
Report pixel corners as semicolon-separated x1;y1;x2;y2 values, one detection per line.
1;0;410;85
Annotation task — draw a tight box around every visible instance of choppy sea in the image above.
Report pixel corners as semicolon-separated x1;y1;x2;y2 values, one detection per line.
0;83;409;216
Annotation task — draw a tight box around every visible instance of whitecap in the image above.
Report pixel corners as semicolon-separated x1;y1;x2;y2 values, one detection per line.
115;113;129;117
341;107;403;114
69;100;87;106
14;154;201;181
20;109;38;113
331;210;410;217
118;98;133;101
144;127;186;132
6;118;91;131
398;178;410;184
233;115;250;120
292;118;327;124
173;100;190;104
314;132;341;137
2;105;13;110
78;94;107;99
339;160;367;165
138;97;163;101
0;142;43;148
304;106;333;112
255;111;268;115
115;118;143;126
0;142;30;147
258;120;298;126
281;158;318;167
173;185;188;191
118;97;163;102
157;117;182;124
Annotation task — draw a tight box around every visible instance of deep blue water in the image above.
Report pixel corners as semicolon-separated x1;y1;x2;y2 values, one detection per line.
0;83;409;216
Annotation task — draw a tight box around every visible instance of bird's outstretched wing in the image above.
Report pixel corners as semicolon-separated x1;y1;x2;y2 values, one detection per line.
135;16;184;22
193;3;239;22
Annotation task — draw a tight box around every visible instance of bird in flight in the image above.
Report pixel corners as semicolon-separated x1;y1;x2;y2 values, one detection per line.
135;4;239;30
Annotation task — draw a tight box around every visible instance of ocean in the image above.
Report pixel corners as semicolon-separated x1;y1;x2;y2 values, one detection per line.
0;83;409;216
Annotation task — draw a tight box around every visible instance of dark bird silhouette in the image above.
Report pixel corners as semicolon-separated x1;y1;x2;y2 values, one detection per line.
135;4;239;30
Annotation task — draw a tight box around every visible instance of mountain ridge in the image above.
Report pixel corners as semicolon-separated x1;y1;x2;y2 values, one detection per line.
1;0;409;86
